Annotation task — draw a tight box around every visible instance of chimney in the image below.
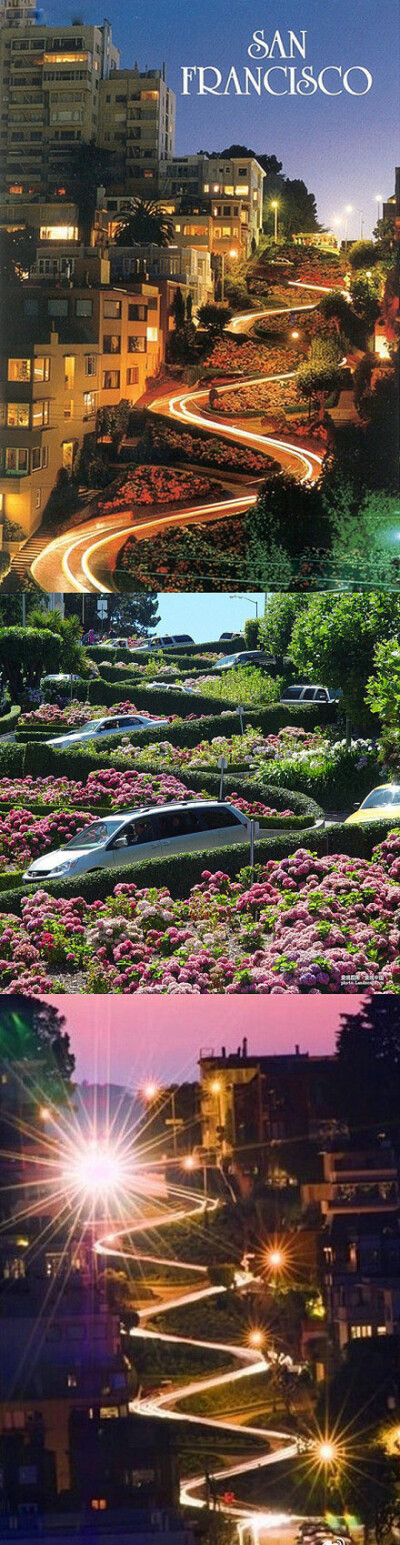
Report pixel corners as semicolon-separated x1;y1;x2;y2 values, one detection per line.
242;1036;248;1059
295;1044;300;1056
221;1046;226;1060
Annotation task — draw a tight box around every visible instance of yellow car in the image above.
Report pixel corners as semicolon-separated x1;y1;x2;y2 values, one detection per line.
346;783;400;825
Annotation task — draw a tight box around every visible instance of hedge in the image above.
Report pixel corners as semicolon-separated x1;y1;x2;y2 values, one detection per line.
3;816;400;916
43;682;338;727
85;636;244;664
0;742;25;776
0;705;20;736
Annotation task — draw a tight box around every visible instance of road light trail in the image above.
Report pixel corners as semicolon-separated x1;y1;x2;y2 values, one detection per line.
97;1181;305;1538
29;286;328;592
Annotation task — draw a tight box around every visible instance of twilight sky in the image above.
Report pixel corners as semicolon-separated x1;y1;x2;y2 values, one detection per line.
46;994;367;1087
41;0;398;235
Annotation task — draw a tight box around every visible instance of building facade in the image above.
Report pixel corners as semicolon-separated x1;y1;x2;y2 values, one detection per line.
165;154;265;251
0;21;119;199
98;66;175;194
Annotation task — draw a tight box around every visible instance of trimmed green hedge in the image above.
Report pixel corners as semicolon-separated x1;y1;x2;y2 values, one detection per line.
0;705;20;736
0;742;25;776
3;816;400;916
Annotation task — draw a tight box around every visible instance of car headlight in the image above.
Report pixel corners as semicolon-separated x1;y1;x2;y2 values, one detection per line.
51;861;77;875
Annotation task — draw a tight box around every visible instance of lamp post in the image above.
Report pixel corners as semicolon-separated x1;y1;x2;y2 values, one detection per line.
271;199;278;243
344;204;353;250
229;593;259;617
375;192;383;223
357;208;364;237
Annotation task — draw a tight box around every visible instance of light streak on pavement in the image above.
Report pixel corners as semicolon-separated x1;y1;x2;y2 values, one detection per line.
29;287;328;592
97;1180;308;1541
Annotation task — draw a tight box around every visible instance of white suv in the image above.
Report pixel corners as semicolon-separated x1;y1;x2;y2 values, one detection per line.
23;800;259;884
280;684;340;704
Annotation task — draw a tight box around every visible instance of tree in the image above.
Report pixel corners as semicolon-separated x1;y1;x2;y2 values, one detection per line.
0;626;62;701
114;198;175;248
245;473;329;581
350;273;381;334
0;225;37;285
335;997;400;1137
171;286;185;331
366;636;400;775
197;303;232;337
243;616;260;649
186;293;193;323
259;595;310;662
348;238;380;271
290;593;400;725
66;139;111;244
63;594;161;634
96;399;131;454
328;489;400;590
26;607;89;677
296;338;344;420
0;995;74;1093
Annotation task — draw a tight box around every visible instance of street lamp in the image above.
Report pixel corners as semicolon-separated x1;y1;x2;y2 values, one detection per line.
344;204;353;249
357;208;364;237
229;593;259;617
375;192;383;222
271;199;279;243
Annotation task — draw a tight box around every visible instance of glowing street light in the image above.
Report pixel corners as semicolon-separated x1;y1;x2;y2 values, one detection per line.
62;1137;126;1207
317;1440;336;1464
271;199;279;243
248;1328;265;1350
344;204;353;249
210;1079;221;1095
375;192;383;221
142;1081;159;1103
291;329;300;339
267;1247;284;1271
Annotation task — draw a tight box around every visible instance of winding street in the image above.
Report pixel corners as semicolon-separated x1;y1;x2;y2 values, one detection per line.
96;1176;315;1545
27;283;330;594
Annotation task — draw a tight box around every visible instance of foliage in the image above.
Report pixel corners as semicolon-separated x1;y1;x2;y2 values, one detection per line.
243;617;260;649
259;596;310;661
290;593;400;723
0;994;74;1090
348;238;381;270
366;637;400;777
114;198;175;247
0;225;37;285
0;627;62;701
26;608;89;679
336;996;400;1136
197;303;233;337
296;337;344;418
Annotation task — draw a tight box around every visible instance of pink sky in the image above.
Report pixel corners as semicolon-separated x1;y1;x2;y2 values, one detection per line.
46;995;366;1088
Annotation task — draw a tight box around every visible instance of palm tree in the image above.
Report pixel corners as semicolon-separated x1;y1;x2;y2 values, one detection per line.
114;198;175;248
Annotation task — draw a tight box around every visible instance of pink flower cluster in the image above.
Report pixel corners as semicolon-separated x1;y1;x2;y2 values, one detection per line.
2;833;400;995
0;808;92;869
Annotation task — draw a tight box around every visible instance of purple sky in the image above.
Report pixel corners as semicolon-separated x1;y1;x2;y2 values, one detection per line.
47;995;366;1087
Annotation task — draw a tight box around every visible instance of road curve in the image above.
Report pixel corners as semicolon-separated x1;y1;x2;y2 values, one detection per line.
97;1179;310;1542
29;283;329;592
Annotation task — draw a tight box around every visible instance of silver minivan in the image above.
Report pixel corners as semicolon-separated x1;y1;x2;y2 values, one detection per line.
23;800;259;884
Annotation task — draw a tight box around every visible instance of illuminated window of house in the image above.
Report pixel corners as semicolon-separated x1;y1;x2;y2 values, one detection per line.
126;367;139;385
8;358;31;383
64;400;74;420
32;401;49;427
103;298;121;319
146;327;158;342
62;441;74;471
85;354;97;376
102;370;120;389
128;336;146;353
39;224;77;240
64;356;75;390
7;403;29;428
5;447;29;474
103;334;121;354
235;185;248;195
83;391;96;416
128;303;146;321
34;358;50;382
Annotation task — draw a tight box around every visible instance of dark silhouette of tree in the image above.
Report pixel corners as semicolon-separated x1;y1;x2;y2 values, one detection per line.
114;199;175;248
0;225;36;285
0;996;74;1092
171;285;185;331
335;997;400;1140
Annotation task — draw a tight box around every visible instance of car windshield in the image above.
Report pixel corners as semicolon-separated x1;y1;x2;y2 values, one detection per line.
362;786;400;810
217;655;234;666
63;819;125;850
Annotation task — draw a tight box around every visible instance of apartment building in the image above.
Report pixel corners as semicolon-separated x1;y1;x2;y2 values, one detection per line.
98;65;175;194
166;154;265;250
321;1141;400;1352
108;242;212;312
0;267;162;540
0;20;119;199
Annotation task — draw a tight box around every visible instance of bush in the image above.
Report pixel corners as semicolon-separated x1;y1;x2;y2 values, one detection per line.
0;742;25;777
243;618;261;649
0;705;20;735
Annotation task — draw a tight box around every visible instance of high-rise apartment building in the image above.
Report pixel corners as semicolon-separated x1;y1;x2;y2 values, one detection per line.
165;153;265;251
0;19;119;199
98;65;175;194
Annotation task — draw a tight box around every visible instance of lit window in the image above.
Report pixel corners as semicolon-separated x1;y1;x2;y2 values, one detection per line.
7;403;29;428
32;401;49;427
34;358;50;382
103;335;121;354
103;299;121;319
85;354;97;376
8;359;31;382
5;447;29;474
146;327;158;342
102;370;120;389
126;367;139;385
83;391;96;416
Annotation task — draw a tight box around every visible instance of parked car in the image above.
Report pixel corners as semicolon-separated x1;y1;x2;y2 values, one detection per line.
41;673;85;689
345;783;400;825
45;713;168;750
219;631;244;641
136;634;194;651
23;799;259;884
214;650;276;672
280;684;340;704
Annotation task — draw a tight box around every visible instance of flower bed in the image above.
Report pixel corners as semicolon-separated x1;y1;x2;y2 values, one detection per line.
2;830;400;994
206;340;301;376
0;807;93;870
215;380;298;415
99;465;221;515
138;424;270;475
